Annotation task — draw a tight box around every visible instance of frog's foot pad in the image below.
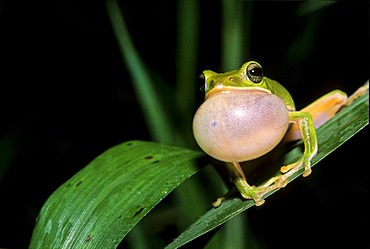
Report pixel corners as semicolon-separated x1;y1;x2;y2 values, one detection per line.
212;197;226;208
280;164;296;174
212;187;238;207
302;168;312;177
280;159;311;177
254;198;265;206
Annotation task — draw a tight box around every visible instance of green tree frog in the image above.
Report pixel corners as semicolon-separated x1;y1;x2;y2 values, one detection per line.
193;61;368;206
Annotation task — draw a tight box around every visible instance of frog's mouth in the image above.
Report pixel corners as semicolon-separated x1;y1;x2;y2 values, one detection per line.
206;85;272;99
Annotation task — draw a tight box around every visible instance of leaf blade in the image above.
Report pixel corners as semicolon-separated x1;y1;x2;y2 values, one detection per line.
30;140;203;249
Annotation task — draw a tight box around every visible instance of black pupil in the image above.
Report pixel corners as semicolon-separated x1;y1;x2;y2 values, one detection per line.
250;67;262;76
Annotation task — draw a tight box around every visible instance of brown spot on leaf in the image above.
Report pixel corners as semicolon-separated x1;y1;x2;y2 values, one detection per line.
85;235;91;242
133;207;144;218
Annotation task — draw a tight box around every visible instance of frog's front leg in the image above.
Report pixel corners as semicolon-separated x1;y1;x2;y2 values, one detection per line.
213;162;289;207
214;111;317;207
281;111;318;177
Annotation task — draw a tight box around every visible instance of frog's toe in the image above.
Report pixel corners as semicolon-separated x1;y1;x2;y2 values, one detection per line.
238;185;266;206
255;199;265;206
277;179;289;188
280;162;298;174
212;197;225;208
302;168;312;177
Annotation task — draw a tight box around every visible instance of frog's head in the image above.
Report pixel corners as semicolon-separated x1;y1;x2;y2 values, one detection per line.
200;61;295;110
201;61;269;96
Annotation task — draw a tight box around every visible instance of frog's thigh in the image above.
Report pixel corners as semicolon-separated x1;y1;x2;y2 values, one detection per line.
285;90;347;142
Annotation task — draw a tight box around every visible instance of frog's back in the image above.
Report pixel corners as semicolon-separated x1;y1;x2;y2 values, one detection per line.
265;77;296;111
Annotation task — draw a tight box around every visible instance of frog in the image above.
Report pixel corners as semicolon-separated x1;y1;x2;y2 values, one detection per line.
192;61;368;206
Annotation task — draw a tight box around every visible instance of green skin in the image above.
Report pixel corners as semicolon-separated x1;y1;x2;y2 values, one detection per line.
197;61;367;206
199;61;318;206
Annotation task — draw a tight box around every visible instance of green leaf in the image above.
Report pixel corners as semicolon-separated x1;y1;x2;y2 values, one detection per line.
29;140;203;248
165;90;369;249
106;0;174;143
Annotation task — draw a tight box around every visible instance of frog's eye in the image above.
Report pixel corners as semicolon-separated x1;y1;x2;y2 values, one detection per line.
246;63;263;83
197;73;206;92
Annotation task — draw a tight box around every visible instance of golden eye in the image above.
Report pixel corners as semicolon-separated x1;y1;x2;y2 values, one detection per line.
246;63;263;83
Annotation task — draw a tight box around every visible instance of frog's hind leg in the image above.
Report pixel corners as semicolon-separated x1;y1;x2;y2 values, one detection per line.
284;90;347;142
285;82;369;142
